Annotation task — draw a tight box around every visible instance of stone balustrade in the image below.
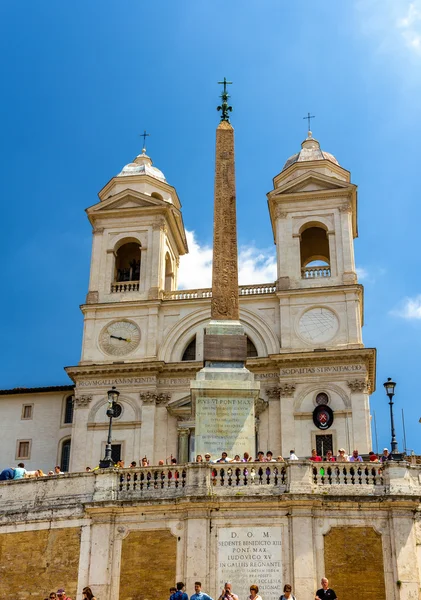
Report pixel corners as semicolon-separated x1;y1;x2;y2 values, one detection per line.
1;462;420;516
110;281;140;293
163;283;276;301
301;266;331;278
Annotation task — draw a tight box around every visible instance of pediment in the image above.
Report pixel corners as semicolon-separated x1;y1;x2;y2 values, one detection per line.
89;189;167;213
273;171;350;196
167;394;192;419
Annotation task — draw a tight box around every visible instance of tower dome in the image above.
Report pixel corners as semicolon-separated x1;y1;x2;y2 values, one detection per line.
118;149;166;182
282;132;339;172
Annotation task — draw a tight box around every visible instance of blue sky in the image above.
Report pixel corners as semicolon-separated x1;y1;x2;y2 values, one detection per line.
1;1;421;453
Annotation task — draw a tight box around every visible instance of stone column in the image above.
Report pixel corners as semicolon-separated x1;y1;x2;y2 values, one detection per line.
327;230;337;277
390;510;420;598
347;379;371;453
140;392;157;463
290;509;315;598
146;305;159;357
266;387;281;456
278;384;297;457
69;394;92;472
178;427;190;463
87;515;115;600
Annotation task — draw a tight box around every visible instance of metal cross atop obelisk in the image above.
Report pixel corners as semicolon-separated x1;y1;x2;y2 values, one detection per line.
140;129;150;152
303;112;315;134
217;77;233;122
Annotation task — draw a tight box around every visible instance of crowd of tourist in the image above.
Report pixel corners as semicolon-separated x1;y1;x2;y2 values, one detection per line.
0;446;406;480
43;586;96;600
168;577;337;600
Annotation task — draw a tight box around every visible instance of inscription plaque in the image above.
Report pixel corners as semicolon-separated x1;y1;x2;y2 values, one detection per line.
195;397;255;457
218;527;282;600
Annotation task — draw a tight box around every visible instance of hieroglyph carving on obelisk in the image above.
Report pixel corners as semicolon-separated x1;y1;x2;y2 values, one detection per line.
211;119;240;321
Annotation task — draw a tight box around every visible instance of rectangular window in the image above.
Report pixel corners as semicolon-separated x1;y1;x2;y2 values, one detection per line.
316;434;333;457
16;440;31;460
111;444;122;464
21;404;33;420
63;396;74;424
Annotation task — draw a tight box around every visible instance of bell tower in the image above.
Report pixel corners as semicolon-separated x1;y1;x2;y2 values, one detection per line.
80;145;188;363
267;132;362;350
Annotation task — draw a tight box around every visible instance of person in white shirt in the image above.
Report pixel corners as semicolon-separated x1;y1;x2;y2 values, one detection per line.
289;450;299;460
13;463;27;479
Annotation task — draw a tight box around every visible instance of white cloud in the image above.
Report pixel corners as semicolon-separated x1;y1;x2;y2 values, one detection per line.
178;230;277;290
356;0;421;55
390;295;421;319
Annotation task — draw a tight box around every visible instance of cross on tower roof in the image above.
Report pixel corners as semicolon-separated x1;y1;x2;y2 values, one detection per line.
140;130;150;153
303;112;315;135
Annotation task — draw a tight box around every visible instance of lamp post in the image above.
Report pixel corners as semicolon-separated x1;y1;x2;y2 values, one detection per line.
383;377;403;461
99;386;120;468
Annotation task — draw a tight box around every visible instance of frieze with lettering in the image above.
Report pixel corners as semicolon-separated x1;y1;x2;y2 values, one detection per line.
279;364;365;376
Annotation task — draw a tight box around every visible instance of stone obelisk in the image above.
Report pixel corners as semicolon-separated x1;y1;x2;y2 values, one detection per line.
191;79;260;459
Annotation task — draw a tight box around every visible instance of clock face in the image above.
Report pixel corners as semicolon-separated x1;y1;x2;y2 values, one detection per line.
99;320;141;356
298;308;338;344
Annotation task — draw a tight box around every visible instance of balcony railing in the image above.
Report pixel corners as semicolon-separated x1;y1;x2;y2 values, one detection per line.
111;281;140;293
1;462;419;513
302;266;331;279
312;463;384;487
163;283;276;301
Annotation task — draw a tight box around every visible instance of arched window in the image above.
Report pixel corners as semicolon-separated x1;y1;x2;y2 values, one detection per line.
64;395;74;424
246;336;258;358
300;224;330;278
165;253;174;291
115;242;141;282
182;337;196;361
60;439;71;472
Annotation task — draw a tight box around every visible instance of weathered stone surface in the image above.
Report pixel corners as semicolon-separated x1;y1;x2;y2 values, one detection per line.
324;526;386;600
119;529;176;600
0;527;81;600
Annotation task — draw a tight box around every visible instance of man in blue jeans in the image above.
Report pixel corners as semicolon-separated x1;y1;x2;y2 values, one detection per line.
0;467;15;481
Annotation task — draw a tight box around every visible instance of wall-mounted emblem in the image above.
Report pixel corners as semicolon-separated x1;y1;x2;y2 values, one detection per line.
313;404;334;430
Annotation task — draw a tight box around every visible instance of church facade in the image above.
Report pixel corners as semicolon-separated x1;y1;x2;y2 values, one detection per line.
2;121;421;600
1;131;374;472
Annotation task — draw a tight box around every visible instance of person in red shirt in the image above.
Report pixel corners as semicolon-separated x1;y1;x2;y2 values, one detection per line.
310;448;322;462
324;450;336;462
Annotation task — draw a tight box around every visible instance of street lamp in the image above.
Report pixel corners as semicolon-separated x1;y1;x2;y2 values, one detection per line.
383;377;403;461
99;386;120;468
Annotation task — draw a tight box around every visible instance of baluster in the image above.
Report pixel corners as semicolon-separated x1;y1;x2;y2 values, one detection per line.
168;470;172;487
160;470;165;489
227;468;233;486
181;470;186;487
211;468;217;486
220;468;225;486
281;467;286;485
146;471;152;489
273;466;278;485
250;467;256;484
327;466;332;484
140;471;145;490
258;467;263;484
174;470;179;488
342;466;348;484
235;467;241;486
312;466;318;484
243;467;248;485
357;466;363;484
153;470;158;489
350;466;355;485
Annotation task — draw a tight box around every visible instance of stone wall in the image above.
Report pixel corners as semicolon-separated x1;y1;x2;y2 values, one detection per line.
324;526;386;600
0;527;81;600
119;529;177;600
